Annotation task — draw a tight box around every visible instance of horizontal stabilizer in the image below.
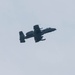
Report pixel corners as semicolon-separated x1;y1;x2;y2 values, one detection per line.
19;31;25;43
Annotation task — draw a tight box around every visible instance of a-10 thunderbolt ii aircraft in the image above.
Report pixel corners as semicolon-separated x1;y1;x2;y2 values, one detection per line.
19;25;56;43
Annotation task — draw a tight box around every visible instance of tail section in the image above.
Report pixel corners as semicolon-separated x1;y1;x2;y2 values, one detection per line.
19;31;25;43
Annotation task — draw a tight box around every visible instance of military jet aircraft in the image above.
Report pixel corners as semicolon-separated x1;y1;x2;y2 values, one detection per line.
19;25;56;43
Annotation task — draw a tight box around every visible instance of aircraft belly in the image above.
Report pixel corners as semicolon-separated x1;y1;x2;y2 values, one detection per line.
41;28;56;35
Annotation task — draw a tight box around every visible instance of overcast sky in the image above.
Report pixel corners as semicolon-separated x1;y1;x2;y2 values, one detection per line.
0;0;75;75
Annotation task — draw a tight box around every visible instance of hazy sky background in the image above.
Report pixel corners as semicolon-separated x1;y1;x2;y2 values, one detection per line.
0;0;75;75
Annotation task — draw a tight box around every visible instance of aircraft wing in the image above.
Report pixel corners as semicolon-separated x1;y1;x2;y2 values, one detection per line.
34;34;43;42
33;25;43;42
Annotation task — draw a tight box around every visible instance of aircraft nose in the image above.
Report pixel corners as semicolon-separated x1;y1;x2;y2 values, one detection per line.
52;28;56;31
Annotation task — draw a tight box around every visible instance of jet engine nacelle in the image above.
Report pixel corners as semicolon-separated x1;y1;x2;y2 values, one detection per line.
26;31;34;38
